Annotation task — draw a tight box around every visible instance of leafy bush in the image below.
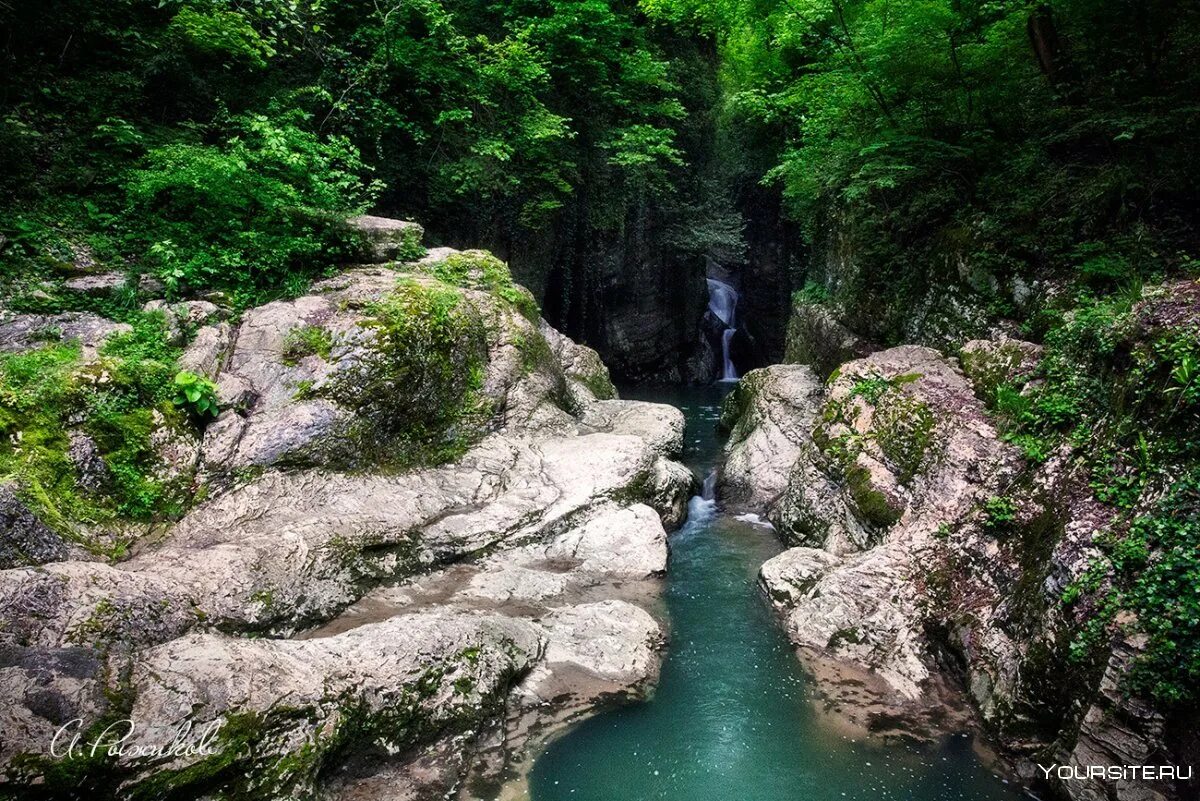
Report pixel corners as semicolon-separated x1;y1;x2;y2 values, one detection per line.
126;113;378;304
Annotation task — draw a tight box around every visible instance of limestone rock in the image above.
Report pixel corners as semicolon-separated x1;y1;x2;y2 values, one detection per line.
117;612;542;792
142;300;226;345
67;431;110;493
61;271;126;299
718;364;824;513
347;215;424;263
0;312;130;361
0;487;68;569
758;547;840;604
784;301;872;379
538;600;661;684
580;399;685;459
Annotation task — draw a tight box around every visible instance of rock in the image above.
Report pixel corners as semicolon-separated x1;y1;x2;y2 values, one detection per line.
0;250;694;798
537;600;661;684
580;400;685;459
759;547;841;604
112;612;542;794
0;561;197;650
0;643;111;770
142;300;226;344
195;267;575;473
177;323;232;379
0;312;130;361
1064;637;1173;801
718;364;824;513
347;215;425;263
733;346;1021;704
61;272;127;298
136;274;165;298
784;301;872;379
766;542;931;700
67;431;110;493
147;410;202;485
0;487;69;569
542;503;668;578
959;337;1042;402
541;321;617;405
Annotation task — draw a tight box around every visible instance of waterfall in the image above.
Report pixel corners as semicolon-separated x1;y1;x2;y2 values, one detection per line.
706;278;739;381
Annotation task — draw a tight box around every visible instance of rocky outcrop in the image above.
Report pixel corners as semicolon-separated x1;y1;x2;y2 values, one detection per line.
0;311;130;362
728;311;1196;801
784;301;872;379
718;364;824;513
347;215;425;263
0;230;693;799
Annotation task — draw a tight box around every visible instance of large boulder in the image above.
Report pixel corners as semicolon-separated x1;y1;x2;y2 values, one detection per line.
111;612;541;797
727;347;1020;716
347;215;425;263
718;364;824;513
784;301;872;379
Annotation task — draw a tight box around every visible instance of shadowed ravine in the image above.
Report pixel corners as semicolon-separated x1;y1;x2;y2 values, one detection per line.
528;386;1027;801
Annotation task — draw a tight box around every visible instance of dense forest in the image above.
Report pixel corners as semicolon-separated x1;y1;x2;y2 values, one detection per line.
1;0;1198;773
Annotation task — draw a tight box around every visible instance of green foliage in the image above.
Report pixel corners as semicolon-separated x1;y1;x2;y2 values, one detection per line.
982;495;1018;532
281;325;334;365
0;314;195;537
1065;475;1200;706
793;281;831;306
655;0;1200;343
126;113;377;304
172;372;219;420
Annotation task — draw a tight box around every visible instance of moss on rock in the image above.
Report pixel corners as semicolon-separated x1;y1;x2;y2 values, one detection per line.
327;280;488;467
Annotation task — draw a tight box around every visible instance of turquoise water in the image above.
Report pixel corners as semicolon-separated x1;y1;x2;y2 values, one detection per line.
528;386;1027;801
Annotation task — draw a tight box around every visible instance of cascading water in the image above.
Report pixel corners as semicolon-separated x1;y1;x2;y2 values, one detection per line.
706;278;739;382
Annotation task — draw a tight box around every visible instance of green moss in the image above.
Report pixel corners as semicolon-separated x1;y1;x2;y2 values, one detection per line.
872;391;938;483
847;465;902;529
326;280;488;468
513;330;557;376
426;251;539;321
0;310;203;544
576;368;618;401
280;324;333;365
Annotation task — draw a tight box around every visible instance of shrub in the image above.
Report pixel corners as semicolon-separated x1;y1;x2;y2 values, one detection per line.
126;113;378;305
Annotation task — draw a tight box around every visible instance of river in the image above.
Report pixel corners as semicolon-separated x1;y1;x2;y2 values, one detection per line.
528;385;1028;801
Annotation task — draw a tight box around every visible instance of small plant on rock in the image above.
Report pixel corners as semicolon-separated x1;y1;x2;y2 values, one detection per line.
172;371;219;419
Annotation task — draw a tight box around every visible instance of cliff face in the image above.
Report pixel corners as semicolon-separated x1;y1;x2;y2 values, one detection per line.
721;280;1200;801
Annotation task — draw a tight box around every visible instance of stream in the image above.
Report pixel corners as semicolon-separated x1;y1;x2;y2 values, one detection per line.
527;385;1028;801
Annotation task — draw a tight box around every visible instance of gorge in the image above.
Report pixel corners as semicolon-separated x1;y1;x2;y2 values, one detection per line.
1;1;1199;800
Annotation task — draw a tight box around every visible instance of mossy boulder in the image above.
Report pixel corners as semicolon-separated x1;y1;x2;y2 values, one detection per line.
784;301;872;379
